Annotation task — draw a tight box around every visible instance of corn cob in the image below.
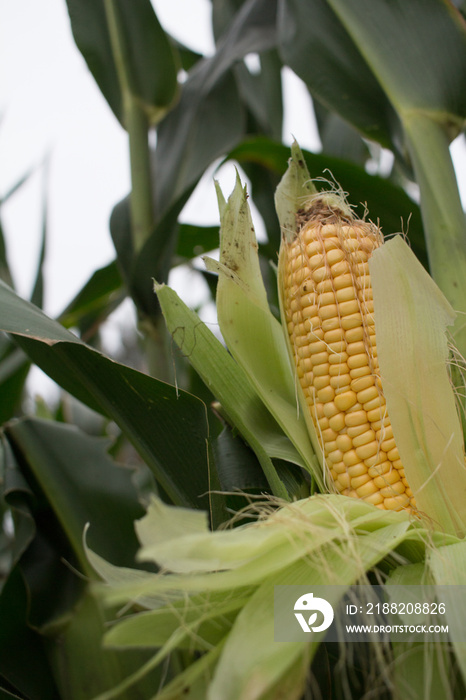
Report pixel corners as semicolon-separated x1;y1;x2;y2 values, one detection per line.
280;191;415;511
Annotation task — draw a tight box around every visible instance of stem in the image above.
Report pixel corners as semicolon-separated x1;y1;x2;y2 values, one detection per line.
125;99;155;252
103;0;155;252
104;0;173;382
403;113;466;358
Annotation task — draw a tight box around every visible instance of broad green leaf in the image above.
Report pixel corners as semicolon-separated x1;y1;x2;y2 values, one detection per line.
175;224;221;264
327;0;466;127
0;344;29;423
153;0;278;212
5;418;144;573
212;0;251;39
313;102;371;166
154;281;291;499
0;280;211;509
29;191;47;310
213;426;269;493
154;71;244;214
65;0;179;125
207;174;322;487
0;435;35;568
0;567;60;700
110;188;194;319
174;40;203;73
47;589;162;700
131;188;194;315
278;0;400;149
371;236;466;537
234;49;283;141
212;0;278;76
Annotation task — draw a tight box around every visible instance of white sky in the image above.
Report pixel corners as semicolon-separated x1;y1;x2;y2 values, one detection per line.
0;0;465;396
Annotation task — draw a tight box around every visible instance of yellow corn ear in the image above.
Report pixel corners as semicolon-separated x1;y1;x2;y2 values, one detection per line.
280;193;415;511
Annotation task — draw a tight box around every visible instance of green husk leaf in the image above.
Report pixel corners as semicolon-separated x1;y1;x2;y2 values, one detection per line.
370;235;466;537
92;495;415;699
208;519;412;700
90;495;410;608
274;140;316;241
206;171;322;488
103;591;244;650
135;495;293;573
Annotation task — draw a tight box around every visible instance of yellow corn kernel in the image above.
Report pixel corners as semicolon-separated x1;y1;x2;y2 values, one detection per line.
343;450;360;467
346;423;371;439
352;429;376;448
334;391;358;411
330;374;351;390
329;362;350;376
329;413;346;432
336;434;353;452
351;473;372;490
323;401;339;418
344;410;367;427
314;374;331;390
347;463;367;478
380;480;406;498
351;375;375;392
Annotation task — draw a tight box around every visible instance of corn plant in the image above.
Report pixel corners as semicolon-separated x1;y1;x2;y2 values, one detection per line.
0;1;465;699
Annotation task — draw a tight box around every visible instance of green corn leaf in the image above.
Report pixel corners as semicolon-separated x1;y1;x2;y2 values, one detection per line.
278;0;400;150
0;279;211;510
5;418;144;575
66;0;179;125
326;0;466;129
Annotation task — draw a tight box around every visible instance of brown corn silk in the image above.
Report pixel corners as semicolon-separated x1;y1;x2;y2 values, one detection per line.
281;194;415;511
